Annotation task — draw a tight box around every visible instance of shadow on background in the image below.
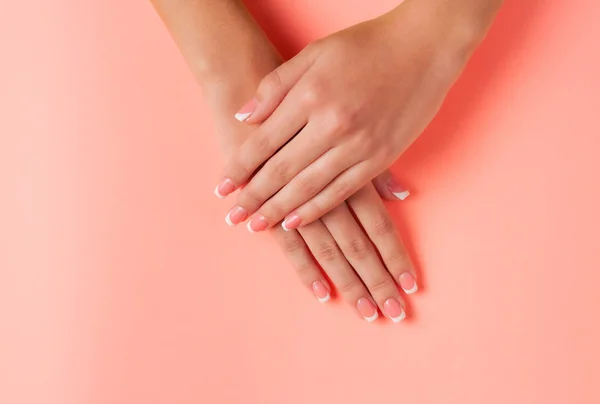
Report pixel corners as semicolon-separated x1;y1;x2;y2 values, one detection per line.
392;0;547;300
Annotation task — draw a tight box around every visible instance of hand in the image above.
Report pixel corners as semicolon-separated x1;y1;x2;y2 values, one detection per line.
220;110;418;323
215;0;498;232
241;161;419;323
150;0;420;321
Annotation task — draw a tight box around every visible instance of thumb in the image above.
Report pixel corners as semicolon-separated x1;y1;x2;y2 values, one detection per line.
234;46;317;124
372;171;411;201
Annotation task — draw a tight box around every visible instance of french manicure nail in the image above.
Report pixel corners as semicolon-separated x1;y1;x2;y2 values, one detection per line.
247;215;269;233
214;178;236;198
387;178;410;200
399;272;418;294
225;206;248;226
383;298;406;323
312;281;330;303
234;98;258;122
281;213;302;231
357;298;379;322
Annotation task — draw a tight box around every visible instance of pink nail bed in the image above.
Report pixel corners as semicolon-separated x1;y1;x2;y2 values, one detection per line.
386;178;410;200
282;213;302;231
214;178;236;198
383;298;406;323
225;206;248;226
399;272;418;294
357;298;378;322
247;216;269;232
312;281;330;303
234;98;258;122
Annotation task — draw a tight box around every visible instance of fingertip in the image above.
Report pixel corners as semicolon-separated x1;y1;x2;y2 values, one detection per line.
392;190;410;201
385;175;410;201
234;98;258;123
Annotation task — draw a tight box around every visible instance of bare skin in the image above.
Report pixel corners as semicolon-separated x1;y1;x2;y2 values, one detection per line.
150;0;418;322
216;0;503;231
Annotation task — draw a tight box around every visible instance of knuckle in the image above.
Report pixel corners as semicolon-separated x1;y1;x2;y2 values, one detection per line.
336;277;360;295
238;186;264;209
264;204;285;221
384;251;410;271
226;158;251;182
282;233;305;253
345;238;372;260
314;242;339;262
331;180;353;202
258;70;282;98
270;158;293;182
294;261;315;282
365;277;393;295
254;131;272;154
297;176;320;197
327;106;358;134
371;214;395;237
300;83;321;107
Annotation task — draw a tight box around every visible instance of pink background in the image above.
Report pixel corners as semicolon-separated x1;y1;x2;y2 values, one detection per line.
2;0;600;403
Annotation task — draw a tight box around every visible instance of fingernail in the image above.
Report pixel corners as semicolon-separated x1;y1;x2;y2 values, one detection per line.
234;98;258;122
225;206;248;226
312;281;330;303
247;215;269;233
281;213;302;231
214;178;236;198
387;178;410;200
399;272;418;294
357;298;379;322
383;298;406;323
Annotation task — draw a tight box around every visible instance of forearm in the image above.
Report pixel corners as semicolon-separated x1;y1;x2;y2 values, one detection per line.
149;0;281;111
149;0;281;153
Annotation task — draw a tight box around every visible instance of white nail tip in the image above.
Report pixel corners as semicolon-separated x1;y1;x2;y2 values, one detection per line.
390;311;406;323
225;213;234;227
281;221;291;231
246;221;256;233
393;190;410;200
317;294;330;303
214;185;225;199
234;112;251;122
364;312;379;323
403;284;418;295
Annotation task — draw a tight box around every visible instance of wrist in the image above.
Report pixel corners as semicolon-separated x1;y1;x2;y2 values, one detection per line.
198;47;282;113
383;0;502;77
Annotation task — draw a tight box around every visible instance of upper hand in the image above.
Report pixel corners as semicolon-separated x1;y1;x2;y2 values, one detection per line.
216;2;480;232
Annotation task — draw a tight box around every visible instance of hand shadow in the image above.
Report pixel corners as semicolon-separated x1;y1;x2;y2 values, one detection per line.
388;0;547;304
245;0;546;318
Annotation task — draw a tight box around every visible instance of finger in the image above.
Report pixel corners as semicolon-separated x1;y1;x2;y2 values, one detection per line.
278;161;375;230
371;171;411;202
234;46;318;124
270;225;332;303
243;147;358;232
215;96;308;198
228;121;340;226
298;211;379;322
347;185;418;295
321;203;407;323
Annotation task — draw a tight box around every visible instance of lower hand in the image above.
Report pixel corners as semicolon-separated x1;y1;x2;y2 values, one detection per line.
276;172;418;323
242;160;418;323
220;108;418;323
